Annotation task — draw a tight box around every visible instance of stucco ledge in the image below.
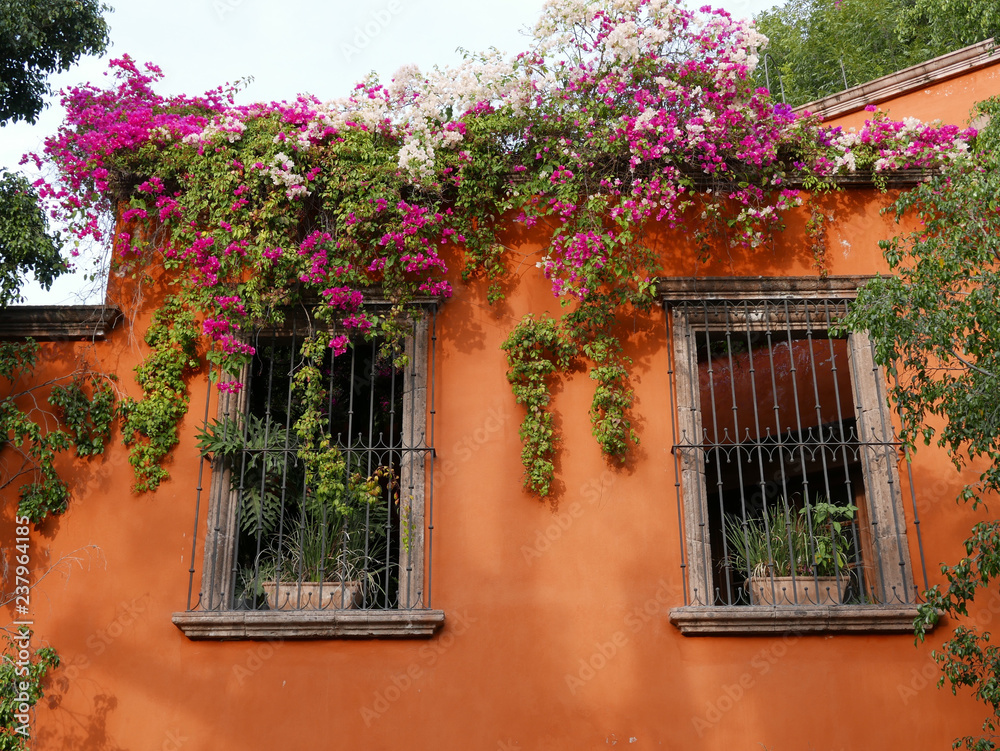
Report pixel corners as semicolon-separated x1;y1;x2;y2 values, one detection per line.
171;609;446;640
668;605;927;636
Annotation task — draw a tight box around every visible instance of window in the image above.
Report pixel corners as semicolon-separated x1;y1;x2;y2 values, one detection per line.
172;311;444;639
662;278;928;635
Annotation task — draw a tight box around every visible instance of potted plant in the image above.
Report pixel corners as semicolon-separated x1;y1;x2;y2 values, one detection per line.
259;502;364;611
725;497;857;606
255;449;397;611
199;412;390;611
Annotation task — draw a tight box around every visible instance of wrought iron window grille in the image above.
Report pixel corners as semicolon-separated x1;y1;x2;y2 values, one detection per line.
176;310;438;631
661;281;929;625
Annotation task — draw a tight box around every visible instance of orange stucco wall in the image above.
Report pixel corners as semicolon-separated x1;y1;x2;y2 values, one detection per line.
4;65;998;751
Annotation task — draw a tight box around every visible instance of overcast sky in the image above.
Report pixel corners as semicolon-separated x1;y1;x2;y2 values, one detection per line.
3;0;779;304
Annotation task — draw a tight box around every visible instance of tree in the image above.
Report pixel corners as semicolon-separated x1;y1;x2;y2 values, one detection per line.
755;0;911;106
754;0;1000;107
0;0;110;125
0;170;64;307
844;97;1000;751
898;0;1000;61
0;0;111;300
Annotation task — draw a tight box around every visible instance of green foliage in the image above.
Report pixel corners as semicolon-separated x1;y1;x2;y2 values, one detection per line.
502;290;656;495
725;497;857;579
0;0;109;125
755;0;998;107
15;457;69;523
291;335;351;518
0;340;116;522
916;521;1000;751
0;340;37;382
756;0;910;106
0;171;65;307
49;373;115;457
898;0;1000;61
847;98;1000;749
584;336;637;460
0;632;58;751
197;413;288;536
119;297;200;492
501;316;576;496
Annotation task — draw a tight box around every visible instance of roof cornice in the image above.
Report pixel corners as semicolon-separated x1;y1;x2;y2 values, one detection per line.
794;38;998;121
0;305;123;340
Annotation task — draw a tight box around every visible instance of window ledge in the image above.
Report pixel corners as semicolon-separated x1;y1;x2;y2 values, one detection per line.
669;605;926;636
171;609;446;640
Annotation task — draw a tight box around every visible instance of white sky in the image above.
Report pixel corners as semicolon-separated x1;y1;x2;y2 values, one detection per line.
1;0;779;304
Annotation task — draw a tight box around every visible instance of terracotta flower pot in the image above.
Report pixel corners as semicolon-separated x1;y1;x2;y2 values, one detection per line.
748;575;845;606
262;580;362;610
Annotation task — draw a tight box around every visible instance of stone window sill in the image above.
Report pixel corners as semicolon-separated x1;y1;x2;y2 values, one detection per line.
171;609;445;640
668;605;927;636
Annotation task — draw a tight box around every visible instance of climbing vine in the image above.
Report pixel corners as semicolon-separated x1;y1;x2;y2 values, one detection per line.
118;297;200;492
29;0;976;496
0;340;116;521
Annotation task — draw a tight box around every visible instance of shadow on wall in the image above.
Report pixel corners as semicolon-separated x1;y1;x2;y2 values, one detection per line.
35;693;128;751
